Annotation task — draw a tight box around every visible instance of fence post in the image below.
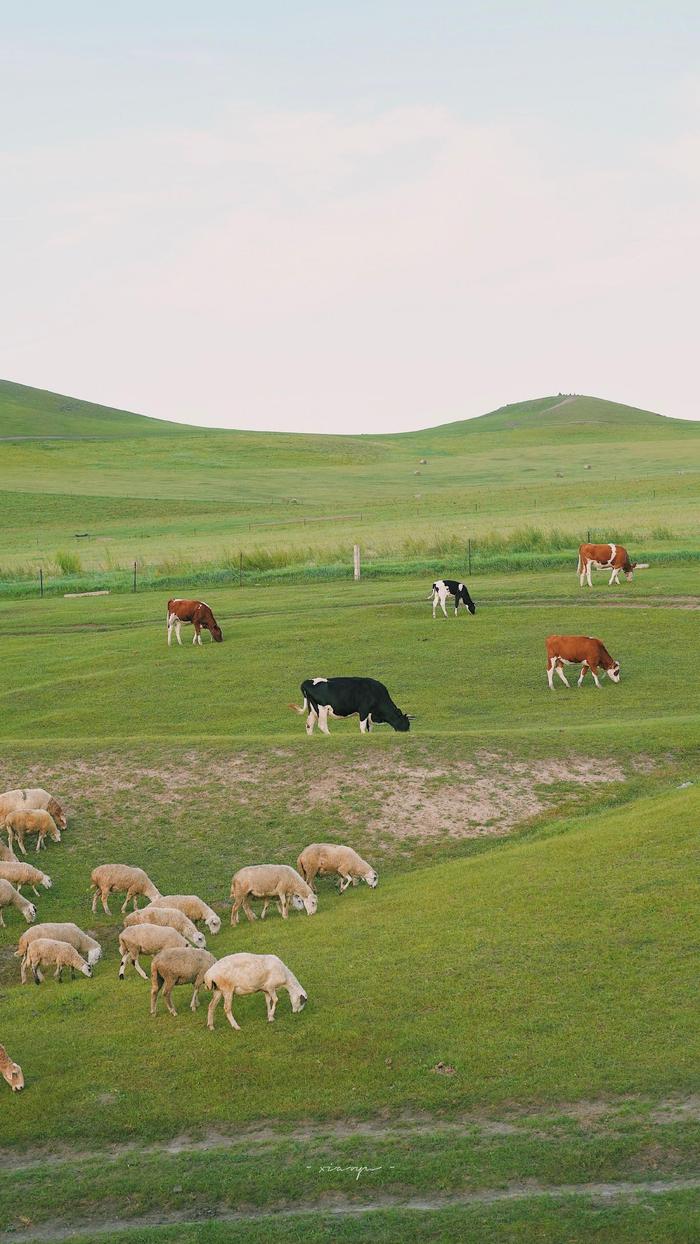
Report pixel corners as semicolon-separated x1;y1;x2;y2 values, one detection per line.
468;539;472;577
353;544;361;581
239;551;243;588
133;561;137;593
39;568;43;598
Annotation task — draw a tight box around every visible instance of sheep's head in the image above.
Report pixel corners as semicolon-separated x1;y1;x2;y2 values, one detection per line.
291;895;305;911
47;800;67;830
40;874;52;888
87;947;102;966
81;963;93;978
363;868;379;888
24;903;36;923
191;930;207;949
291;988;307;1013
50;827;62;844
206;914;222;934
302;892;318;916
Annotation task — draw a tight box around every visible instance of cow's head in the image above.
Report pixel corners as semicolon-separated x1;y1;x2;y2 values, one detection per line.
608;661;621;683
209;621;224;643
393;713;411;732
467;600;476;615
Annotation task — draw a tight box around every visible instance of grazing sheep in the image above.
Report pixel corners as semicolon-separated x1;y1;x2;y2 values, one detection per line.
0;861;52;897
0;841;18;862
151;894;221;935
90;864;161;915
124;905;206;948
5;809;61;855
0;879;36;926
205;953;308;1031
118;925;187;980
21;938;92;984
16;923;102;967
229;865;318;926
0;1044;24;1092
0;788;67;830
297;843;378;893
150;947;216;1016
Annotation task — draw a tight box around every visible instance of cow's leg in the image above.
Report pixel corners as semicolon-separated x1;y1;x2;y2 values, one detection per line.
175;620;183;646
432;591;438;619
589;664;603;688
547;659;555;690
318;705;331;735
556;661;570;687
440;588;449;618
167;616;174;646
192;623;199;645
579;564;587;587
578;663;589;686
586;562;593;588
305;709;317;735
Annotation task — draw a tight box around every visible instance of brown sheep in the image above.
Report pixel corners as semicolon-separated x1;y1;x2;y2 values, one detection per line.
150;947;216;1016
5;809;61;855
90;864;161;915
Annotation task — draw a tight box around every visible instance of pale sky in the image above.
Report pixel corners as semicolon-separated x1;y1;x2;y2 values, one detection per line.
1;2;699;431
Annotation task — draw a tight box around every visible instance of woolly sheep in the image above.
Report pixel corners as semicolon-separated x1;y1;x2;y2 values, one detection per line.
16;922;102;967
5;809;61;855
90;864;161;915
123;905;206;948
297;843;378;893
0;788;67;830
0;879;36;926
150;947;216;1016
205;952;308;1031
0;1044;24;1092
229;865;317;925
0;861;52;897
21;937;92;984
151;894;221;934
118;925;187;980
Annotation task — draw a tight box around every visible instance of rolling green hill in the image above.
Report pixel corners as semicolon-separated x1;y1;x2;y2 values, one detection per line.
0;381;698;597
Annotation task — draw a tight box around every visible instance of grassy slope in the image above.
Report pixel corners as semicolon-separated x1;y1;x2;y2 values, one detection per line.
1;385;698;585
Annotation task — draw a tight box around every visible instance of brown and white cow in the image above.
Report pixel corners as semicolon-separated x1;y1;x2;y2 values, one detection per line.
166;599;223;646
577;543;649;587
546;635;621;690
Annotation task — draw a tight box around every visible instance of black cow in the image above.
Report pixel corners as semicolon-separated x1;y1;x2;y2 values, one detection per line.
289;677;411;735
430;579;476;618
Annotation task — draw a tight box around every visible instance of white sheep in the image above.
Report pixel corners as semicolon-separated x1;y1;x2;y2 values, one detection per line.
0;879;36;926
5;809;61;855
90;864;161;915
229;864;317;925
118;925;187;980
151;894;221;935
16;922;102;967
205;953;308;1031
21;937;93;984
150;947;216;1016
0;787;67;830
0;1044;24;1092
297;843;378;893
123;905;206;948
0;861;52;897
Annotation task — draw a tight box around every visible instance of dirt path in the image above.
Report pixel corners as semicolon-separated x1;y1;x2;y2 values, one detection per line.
3;1178;699;1242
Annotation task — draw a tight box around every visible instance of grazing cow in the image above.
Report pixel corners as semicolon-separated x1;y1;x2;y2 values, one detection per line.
546;635;621;690
290;677;411;735
430;579;476;618
166;599;223;646
577;543;649;588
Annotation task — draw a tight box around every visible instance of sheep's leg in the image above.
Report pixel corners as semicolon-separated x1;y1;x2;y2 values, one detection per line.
190;980;203;1011
36;836;43;853
265;990;278;1021
260;899;270;920
100;888;112;915
223;991;241;1031
163;982;177;1016
242;897;257;923
118;951;131;979
20;955;27;984
54;964;62;981
33;966;43;984
0;910;5;927
150;974;161;1016
207;987;223;1030
31;885;40;897
230;898;241;926
338;874;352;893
17;833;27;856
280;894;289;919
132;954;148;981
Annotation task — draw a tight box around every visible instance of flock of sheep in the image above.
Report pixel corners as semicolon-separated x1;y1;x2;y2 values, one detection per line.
0;786;378;1092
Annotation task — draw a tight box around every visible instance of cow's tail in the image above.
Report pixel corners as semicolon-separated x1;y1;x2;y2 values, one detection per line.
427;583;437;599
288;697;308;716
577;552;583;575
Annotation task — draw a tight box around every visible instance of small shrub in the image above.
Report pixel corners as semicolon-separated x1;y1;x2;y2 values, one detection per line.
54;550;82;575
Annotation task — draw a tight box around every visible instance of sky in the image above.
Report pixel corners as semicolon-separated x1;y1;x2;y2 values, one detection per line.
1;1;699;431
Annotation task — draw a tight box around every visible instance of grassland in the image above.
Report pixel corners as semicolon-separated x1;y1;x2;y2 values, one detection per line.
0;382;698;1240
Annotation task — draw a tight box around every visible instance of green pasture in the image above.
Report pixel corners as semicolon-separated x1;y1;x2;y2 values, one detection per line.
1;381;698;1239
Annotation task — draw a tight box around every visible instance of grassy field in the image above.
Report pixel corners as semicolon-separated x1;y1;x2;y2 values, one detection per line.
0;383;698;1240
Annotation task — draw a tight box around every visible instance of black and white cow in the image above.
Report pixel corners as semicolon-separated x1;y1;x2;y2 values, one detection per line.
289;677;411;735
430;579;476;618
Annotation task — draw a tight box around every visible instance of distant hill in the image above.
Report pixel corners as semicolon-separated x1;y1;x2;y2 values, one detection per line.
0;379;198;439
1;380;697;445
